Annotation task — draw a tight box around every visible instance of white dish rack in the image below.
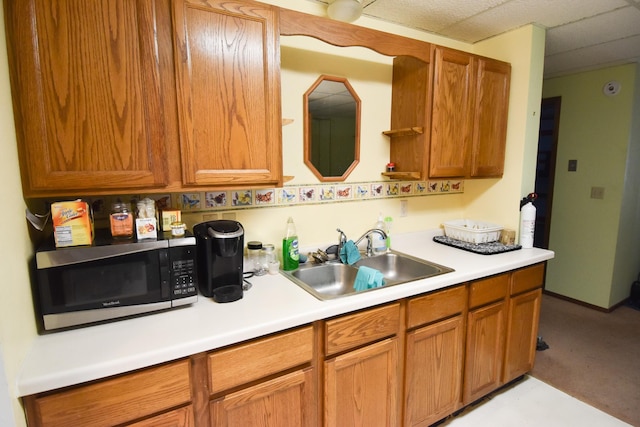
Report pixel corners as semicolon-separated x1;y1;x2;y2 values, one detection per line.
443;219;503;244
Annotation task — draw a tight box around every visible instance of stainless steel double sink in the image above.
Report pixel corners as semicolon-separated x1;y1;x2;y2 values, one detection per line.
281;250;454;300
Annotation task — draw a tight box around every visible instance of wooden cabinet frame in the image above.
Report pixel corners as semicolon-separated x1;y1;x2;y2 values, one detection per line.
23;265;545;427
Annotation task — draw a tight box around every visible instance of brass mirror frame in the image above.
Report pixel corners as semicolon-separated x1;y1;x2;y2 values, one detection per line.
303;75;361;182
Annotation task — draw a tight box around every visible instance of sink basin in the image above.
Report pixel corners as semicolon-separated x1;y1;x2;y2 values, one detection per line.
354;252;452;283
282;250;453;300
289;263;359;299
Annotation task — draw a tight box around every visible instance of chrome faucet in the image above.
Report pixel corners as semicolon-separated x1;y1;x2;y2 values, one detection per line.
337;228;387;258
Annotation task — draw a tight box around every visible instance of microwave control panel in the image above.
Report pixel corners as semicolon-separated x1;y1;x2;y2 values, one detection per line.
168;243;198;300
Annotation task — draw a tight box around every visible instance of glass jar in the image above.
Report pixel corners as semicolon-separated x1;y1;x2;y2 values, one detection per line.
110;202;133;239
262;244;276;264
170;222;186;237
247;241;266;276
262;244;279;274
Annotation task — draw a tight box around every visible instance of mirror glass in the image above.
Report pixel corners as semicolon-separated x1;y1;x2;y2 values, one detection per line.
304;75;361;181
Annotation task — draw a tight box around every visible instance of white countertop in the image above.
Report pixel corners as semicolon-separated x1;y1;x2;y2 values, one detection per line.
17;229;554;397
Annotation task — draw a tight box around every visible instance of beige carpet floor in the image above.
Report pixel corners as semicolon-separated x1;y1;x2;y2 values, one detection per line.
530;294;640;426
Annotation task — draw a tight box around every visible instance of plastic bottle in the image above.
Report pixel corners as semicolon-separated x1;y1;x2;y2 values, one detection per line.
373;213;387;253
519;202;536;249
282;217;299;271
384;216;393;249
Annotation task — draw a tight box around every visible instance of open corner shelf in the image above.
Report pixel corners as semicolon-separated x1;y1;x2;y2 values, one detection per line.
381;171;421;180
382;127;424;138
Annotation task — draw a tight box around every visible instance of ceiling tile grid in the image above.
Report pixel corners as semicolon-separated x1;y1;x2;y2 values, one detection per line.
310;0;640;76
545;7;640;55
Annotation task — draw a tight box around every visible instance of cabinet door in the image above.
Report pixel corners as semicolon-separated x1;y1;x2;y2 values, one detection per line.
464;301;506;404
405;316;464;427
429;47;474;178
24;359;191;427
503;288;542;382
325;338;399;427
210;368;314;427
172;0;283;187
5;0;168;195
470;57;511;177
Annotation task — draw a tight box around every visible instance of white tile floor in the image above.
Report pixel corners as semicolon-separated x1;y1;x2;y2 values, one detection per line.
440;376;631;427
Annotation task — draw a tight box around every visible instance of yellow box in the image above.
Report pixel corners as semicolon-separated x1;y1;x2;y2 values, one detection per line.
51;200;94;247
160;209;182;231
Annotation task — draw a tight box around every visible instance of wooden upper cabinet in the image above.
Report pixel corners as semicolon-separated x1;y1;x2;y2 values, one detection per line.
430;47;474;178
172;0;283;187
471;57;511;178
4;0;169;196
387;55;432;181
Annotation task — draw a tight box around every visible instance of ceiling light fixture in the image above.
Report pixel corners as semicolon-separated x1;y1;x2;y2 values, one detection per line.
327;0;362;23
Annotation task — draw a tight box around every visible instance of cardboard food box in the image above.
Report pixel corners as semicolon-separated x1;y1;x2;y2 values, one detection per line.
160;209;182;232
136;218;158;240
51;200;94;247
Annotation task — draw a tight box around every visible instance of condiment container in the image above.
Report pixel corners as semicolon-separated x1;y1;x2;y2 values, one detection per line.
170;222;186;237
247;241;266;276
110;202;133;239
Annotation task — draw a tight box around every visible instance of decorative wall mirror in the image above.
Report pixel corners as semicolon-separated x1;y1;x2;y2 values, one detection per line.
304;75;361;181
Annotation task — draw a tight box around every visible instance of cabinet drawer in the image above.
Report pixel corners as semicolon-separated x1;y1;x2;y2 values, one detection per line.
25;359;191;427
209;325;313;394
325;303;400;356
511;263;545;295
407;285;467;329
129;405;194;427
469;273;508;309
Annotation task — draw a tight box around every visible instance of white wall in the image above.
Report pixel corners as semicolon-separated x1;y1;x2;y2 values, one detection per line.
611;64;640;305
0;0;39;424
543;64;638;308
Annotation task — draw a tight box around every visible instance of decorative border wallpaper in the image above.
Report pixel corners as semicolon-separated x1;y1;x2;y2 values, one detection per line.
77;179;464;220
174;179;463;212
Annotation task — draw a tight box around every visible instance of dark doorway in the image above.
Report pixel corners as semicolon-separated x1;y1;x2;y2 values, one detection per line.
534;97;561;249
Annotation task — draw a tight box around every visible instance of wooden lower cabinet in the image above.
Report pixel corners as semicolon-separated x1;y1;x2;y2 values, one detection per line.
503;288;542;382
404;285;466;427
405;316;464;426
23;359;193;427
503;264;545;383
210;367;314;426
129;406;195;427
22;264;546;427
206;325;315;426
463;263;545;405
323;303;401;426
463;300;507;404
325;338;399;427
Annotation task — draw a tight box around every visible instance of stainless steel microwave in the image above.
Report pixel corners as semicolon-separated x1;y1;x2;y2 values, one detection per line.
34;233;198;332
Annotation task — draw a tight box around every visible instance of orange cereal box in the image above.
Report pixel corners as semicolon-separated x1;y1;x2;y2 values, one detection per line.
51;200;94;247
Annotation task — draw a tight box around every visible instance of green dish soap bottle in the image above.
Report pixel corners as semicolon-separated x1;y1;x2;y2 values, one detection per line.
282;217;299;271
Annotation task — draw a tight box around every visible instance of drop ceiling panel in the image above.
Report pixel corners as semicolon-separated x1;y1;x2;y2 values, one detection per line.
310;0;640;77
544;33;640;76
545;7;640;55
363;0;509;33
441;0;631;42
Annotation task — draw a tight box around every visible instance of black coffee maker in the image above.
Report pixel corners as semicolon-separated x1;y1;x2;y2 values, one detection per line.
193;220;244;303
